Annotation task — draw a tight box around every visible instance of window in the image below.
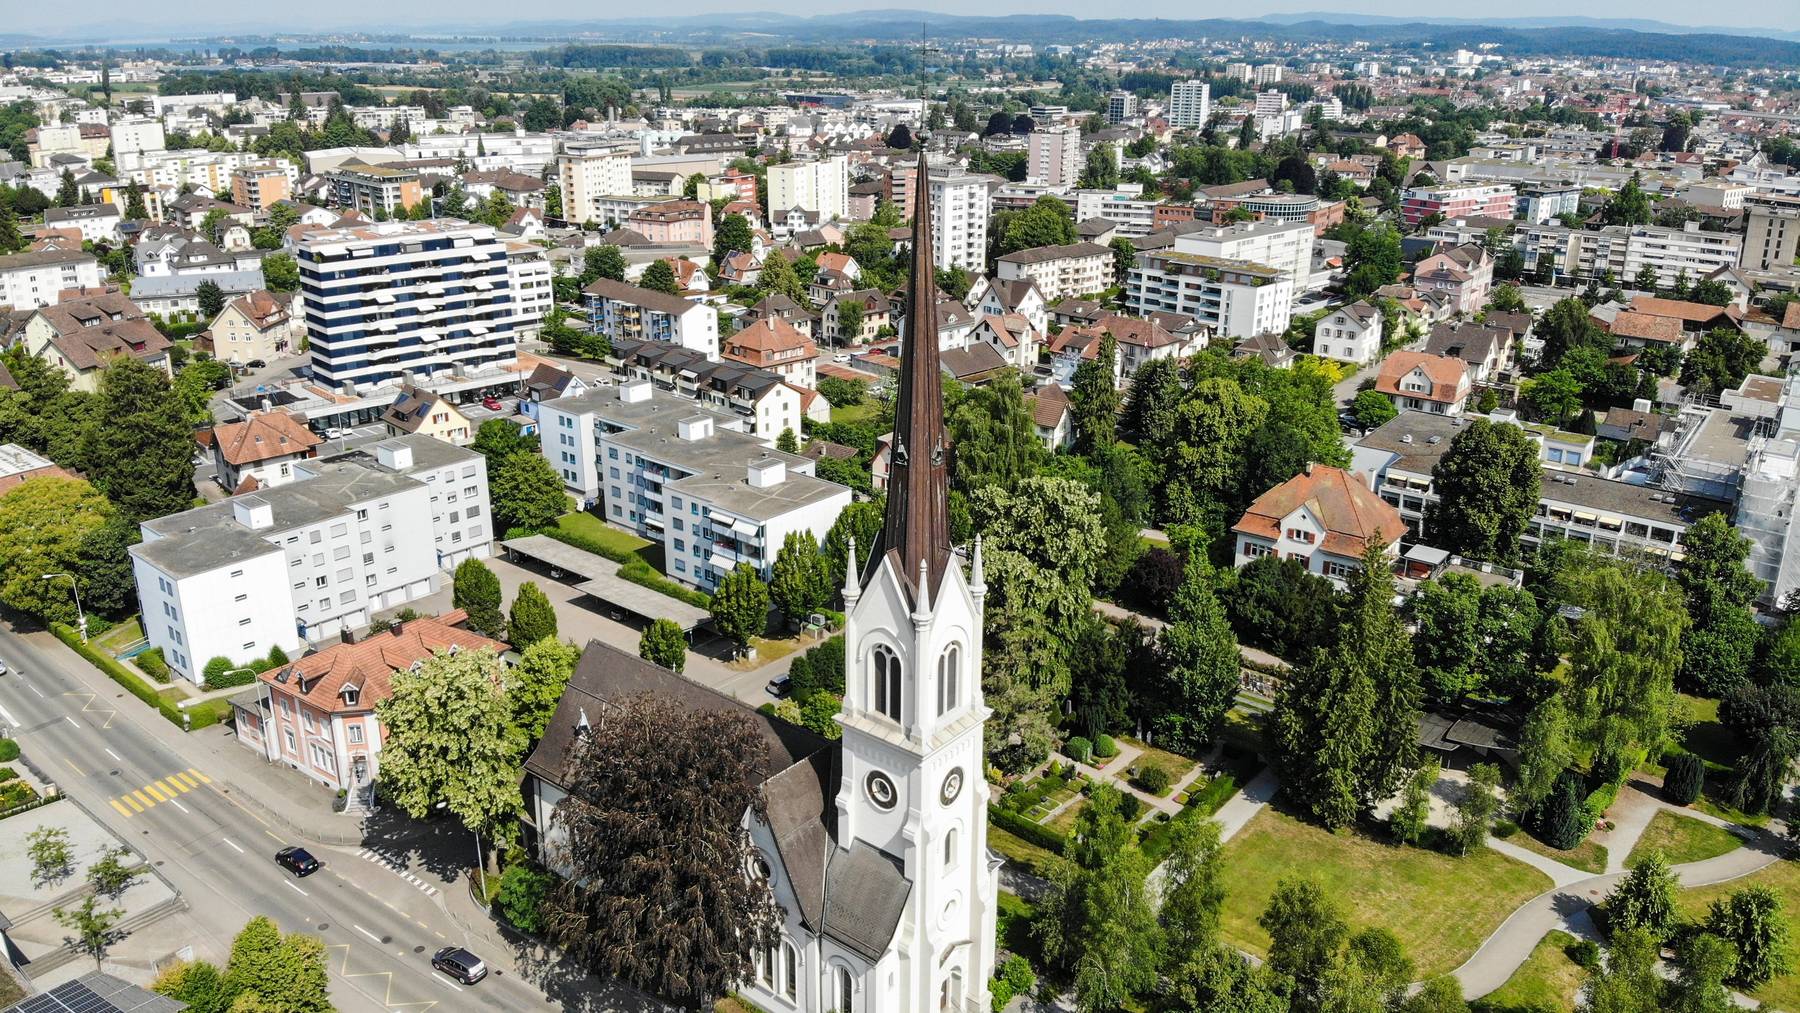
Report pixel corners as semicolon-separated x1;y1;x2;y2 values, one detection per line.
872;645;902;722
315;576;328;588
937;644;960;717
944;827;959;867
238;617;251;626
783;943;797;1000
836;967;854;1012
229;569;244;578
1323;560;1357;579
759;944;776;988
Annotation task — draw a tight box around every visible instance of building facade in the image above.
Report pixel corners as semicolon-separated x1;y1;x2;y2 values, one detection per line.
1168;80;1212;130
769;156;850;222
994;242;1112;303
584;277;719;358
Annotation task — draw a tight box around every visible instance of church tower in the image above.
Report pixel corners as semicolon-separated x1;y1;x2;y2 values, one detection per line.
835;148;999;1012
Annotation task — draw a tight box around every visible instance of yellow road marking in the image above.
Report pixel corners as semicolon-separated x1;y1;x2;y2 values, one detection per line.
143;783;167;802
131;790;154;808
64;758;84;776
169;773;197;791
323;944;438;1011
264;830;282;842
187;767;211;784
109;799;132;818
120;794;144;813
156;778;184;796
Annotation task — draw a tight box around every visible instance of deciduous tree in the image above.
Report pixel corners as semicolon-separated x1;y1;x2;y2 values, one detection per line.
1428;418;1542;564
490;450;567;534
1153;557;1240;753
638;618;687;673
375;647;524;842
709;563;769;652
452;558;506;639
508;637;580;742
769;530;831;625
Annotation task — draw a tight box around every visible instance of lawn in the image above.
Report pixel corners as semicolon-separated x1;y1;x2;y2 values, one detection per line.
1677;858;1800;1009
92;615;145;654
1500;826;1608;875
0;967;21;1009
988;822;1060;880
1471;929;1585;1013
1120;737;1199;790
829;400;883;425
1218;808;1553;977
1046;798;1089;836
1675;694;1736;771
1624;810;1742;869
554;511;654;561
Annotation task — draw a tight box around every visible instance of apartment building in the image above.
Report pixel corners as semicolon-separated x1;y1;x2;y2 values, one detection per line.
1743;195;1800;272
1105;91;1138;124
1232;464;1406;587
537;382;849;590
1027;126;1082;186
43;204;121;244
1168;80;1212;130
231;164;293;211
583;277;719;358
557;144;634;226
625;200;714;246
1125;250;1291;339
1075;188;1163;237
0;249;100;309
506;243;554;341
405;132;557;177
768;156;849;221
995;242;1112;302
1173;218;1315;292
1400;182;1517;228
1411;244;1494;315
1253;64;1284;86
1514;222;1743;289
611;338;803;445
326;165;423;217
928;167;990;272
723;316;819;388
130;437;493;684
296;220;520;395
1312;300;1383;365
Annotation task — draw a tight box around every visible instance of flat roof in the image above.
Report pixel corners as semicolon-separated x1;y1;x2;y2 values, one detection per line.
500;534;619;583
501;534;709;630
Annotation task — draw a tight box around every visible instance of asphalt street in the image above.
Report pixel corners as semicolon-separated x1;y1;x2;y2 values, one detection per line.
0;625;556;1013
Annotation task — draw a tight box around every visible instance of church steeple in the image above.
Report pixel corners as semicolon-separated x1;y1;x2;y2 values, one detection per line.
868;151;951;598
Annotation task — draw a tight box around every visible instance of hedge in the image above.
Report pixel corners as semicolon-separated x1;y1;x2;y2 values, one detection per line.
0;739;17;762
1184;774;1241;819
51;623;223;732
988;805;1068;855
135;647;170;683
535;525;713;609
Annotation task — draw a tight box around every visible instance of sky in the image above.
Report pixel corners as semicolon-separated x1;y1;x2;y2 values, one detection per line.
7;0;1780;38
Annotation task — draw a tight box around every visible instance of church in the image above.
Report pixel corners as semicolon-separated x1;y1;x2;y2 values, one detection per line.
522;150;1000;1013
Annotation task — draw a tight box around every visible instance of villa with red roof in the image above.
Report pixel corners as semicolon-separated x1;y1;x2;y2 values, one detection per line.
1232;464;1408;586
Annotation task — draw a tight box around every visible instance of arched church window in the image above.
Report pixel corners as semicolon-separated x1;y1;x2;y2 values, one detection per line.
872;645;901;722
936;643;961;716
836;966;855;1012
944;826;958;867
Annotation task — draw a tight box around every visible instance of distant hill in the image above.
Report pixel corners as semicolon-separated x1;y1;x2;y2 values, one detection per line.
1255;11;1800;44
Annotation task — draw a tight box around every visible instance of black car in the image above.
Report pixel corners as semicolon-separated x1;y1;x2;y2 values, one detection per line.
274;846;320;877
766;673;792;698
245;359;267;369
432;946;488;985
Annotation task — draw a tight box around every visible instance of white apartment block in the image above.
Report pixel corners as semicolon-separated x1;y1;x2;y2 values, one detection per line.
118;148;287;195
0;250;101;309
1514;221;1743;289
1105;91;1138;124
1172;219;1315;294
1027;126;1082;187
768;156;849;221
110;118;166;157
558;145;634;226
1075;187;1163;237
1253;91;1289;117
1253;64;1284;86
584;278;719;359
929;168;990;273
1312;300;1383;366
537;382;851;591
296;220;520;395
507;243;555;341
1743;195;1800;272
995;242;1113;302
405;132;557;178
1126;250;1293;339
1168;80;1212;130
130;437;493;684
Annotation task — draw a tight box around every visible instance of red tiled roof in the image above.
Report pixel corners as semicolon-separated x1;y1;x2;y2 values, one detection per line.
1232;465;1407;558
1628;295;1732;325
1376;351;1468;403
1610;311;1683;344
259;611;508;715
213;411;321;466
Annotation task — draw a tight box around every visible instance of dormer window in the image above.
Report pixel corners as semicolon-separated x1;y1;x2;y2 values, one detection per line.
341;686;360;707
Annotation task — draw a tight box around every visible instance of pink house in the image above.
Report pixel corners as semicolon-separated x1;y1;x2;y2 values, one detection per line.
626;200;714;246
1411;244;1494;316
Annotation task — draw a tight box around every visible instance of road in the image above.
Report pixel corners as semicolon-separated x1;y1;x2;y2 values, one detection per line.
0;626;554;1012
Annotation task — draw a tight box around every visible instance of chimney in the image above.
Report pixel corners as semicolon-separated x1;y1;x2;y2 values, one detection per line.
1303;462;1314;476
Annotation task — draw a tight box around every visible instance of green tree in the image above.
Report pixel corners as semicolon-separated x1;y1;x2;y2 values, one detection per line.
495;864;554;934
1578;928;1663;1013
1604;851;1679;942
196;279;226;318
490;450;567;535
1389;758;1440;847
709;562;768;653
580;245;627;286
223;916;332;1013
947;371;1043;494
471;417;539;462
0;477;115;626
152;960;233;1013
260;253;299;292
970;476;1106;594
1513;694;1574;815
1350;388;1397;430
1705;886;1792;989
27;826;74;886
1158;816;1226;965
1427;418;1542;564
1680;327;1764;401
54;894;123;971
822;498;884;594
123;180;148;220
638;618;687;673
1409;573;1484;700
1109;236;1136;285
712;214;753;265
1402;976;1471;1013
86;846;142;901
757;251;808;303
1449;762;1502;856
1556;554;1686;776
173;358;231;426
775;427;799;453
55;168;79;207
1070;333;1121;454
1259;876;1349;1011
640;258;679;295
508;581;558;647
1600;172;1654;226
1035;784;1159;1008
998;195;1076;254
508;637;579;742
452;558;506;639
1675;513;1761;696
1524;368;1584;428
1667;933;1738;1013
768;530;831;625
375;647;524;843
82;358;196;523
1153;557;1240;753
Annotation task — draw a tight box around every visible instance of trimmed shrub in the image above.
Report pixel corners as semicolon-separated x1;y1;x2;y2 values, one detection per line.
1065;736;1092;764
1663;753;1705;806
1133;763;1173;796
0;739;18;762
1566;938;1601;969
1093;734;1119;759
135;648;170;683
49;623;222;731
989;954;1036;1013
201;656;234;685
1184;774;1240;818
1118;792;1143;822
988;805;1067;854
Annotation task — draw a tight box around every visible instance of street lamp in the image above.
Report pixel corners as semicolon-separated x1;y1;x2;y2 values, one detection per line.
41;573;86;641
436;801;487;900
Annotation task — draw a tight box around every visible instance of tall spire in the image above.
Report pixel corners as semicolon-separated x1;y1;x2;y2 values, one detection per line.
867;150;952;598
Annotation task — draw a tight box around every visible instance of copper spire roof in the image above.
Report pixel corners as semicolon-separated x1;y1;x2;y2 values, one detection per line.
866;152;951;597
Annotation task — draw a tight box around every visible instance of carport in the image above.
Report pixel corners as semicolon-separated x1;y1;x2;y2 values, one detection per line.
501;534;709;634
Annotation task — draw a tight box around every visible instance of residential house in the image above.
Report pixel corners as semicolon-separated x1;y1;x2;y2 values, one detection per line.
1410;244;1494;316
1026;383;1074;451
519;362;588;420
725;316;820;388
205;290;299;364
1050;313;1202;385
1231;464;1408;586
1423;321;1514;384
43;203;121;244
1376;351;1472;415
211;411;323;493
966;276;1050;336
381;386;473;445
972;313;1042;371
822;289;889;347
18;289;172;391
1233;332;1298;369
1312;301;1382;365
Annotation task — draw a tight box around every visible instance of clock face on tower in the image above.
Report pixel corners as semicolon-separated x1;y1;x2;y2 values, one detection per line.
940;767;964;806
865;770;897;811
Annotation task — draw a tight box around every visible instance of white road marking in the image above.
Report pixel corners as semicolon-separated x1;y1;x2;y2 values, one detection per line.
104;748;121;761
169;800;190;814
433;977;463;993
0;702;18;728
27;683;44;698
221;838;245;854
63;716;80;729
284;880;309;897
354;924;382;943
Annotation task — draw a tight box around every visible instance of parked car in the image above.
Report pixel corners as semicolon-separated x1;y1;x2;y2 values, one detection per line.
245;359;267;369
274;846;319;877
766;673;792;698
481;396;504;411
431;947;488;985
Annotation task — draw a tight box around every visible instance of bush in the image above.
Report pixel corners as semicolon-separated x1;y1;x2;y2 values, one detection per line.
1566;938;1601;969
0;740;17;762
495;863;555;935
988;806;1067;854
201;656;233;685
1117;793;1142;822
1663;752;1705;806
1093;734;1118;759
52;623;220;731
788;635;846;701
1183;774;1240;818
1133;763;1173;796
0;766;17;782
136;648;170;683
989;953;1037;1012
1065;736;1092;764
266;645;288;666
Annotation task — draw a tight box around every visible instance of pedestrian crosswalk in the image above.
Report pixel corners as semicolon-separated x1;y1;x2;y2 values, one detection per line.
108;768;210;817
356;848;441;897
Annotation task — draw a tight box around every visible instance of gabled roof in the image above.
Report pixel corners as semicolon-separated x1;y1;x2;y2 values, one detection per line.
996;241;1111;266
213;411;320;466
1376;350;1469;403
224;289;292;332
1027;383;1071;427
380;385;463;433
726;316;818;362
1627;295;1734;326
260;610;506;715
1610;310;1684;344
1232;464;1408;558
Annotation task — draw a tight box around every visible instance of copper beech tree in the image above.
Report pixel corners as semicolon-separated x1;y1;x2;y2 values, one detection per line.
542;693;780;1007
